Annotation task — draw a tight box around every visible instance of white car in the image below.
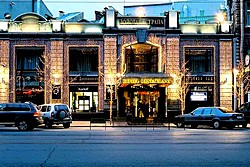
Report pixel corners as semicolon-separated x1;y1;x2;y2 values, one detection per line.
38;104;72;129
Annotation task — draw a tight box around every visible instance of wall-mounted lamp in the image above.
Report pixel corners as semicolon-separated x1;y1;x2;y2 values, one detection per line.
52;73;60;85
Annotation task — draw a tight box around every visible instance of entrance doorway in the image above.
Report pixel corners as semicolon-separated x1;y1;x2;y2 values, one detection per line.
185;85;214;113
120;85;166;119
133;91;159;118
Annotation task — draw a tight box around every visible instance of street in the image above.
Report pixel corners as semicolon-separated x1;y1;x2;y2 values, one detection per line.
0;124;250;167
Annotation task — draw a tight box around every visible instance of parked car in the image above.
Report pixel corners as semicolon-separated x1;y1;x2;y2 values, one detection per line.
0;102;43;131
173;107;247;129
38;104;72;129
236;102;250;123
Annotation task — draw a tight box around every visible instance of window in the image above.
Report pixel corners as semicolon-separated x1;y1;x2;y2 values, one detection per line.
15;48;45;104
125;44;158;73
247;2;250;26
69;47;98;75
185;48;213;74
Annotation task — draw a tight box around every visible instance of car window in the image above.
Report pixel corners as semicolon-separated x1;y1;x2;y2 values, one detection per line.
202;108;211;115
247;103;250;110
239;103;248;110
0;104;7;111
6;104;18;111
193;108;202;115
55;105;69;111
19;104;30;111
40;106;47;112
211;109;216;115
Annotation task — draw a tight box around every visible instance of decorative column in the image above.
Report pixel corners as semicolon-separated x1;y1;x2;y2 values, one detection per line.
103;35;117;121
0;40;9;102
166;37;180;113
219;40;233;109
48;39;64;104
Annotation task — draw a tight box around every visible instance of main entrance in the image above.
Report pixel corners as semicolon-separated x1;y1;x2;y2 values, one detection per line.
121;86;161;118
118;75;173;119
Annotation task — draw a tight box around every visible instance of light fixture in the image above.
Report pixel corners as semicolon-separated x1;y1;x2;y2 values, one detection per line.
216;12;225;23
136;7;145;17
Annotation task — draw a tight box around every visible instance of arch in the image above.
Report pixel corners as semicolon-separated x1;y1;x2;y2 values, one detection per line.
13;12;47;22
121;41;162;73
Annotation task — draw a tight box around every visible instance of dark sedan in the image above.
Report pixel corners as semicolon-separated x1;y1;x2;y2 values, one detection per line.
236;102;250;123
174;107;247;129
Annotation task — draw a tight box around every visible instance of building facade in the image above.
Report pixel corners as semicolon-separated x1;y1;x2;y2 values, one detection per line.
0;7;234;120
230;0;250;106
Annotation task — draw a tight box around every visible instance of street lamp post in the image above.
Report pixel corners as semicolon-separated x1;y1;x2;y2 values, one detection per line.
234;69;239;111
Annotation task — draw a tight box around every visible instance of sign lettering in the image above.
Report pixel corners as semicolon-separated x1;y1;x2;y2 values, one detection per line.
117;17;165;27
122;77;173;84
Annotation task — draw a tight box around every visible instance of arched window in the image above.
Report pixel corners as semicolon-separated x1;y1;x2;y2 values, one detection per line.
125;43;158;73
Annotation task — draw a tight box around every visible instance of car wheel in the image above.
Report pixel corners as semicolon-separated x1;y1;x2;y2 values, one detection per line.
177;122;184;128
17;120;29;131
44;119;52;129
213;120;221;129
63;122;70;128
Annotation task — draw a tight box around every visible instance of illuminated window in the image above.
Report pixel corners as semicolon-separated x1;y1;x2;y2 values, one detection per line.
125;44;158;73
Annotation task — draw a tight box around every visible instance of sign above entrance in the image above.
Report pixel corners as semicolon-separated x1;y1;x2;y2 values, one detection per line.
117;17;165;28
121;77;173;85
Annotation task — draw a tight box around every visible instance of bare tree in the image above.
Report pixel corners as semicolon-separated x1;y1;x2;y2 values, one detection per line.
169;62;192;115
234;60;250;107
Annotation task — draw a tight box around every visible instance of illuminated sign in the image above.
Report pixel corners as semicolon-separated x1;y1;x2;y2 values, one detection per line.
190;92;207;101
69;76;98;82
117;17;165;27
122;77;173;85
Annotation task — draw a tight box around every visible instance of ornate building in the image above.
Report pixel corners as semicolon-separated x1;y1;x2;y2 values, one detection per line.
0;7;234;120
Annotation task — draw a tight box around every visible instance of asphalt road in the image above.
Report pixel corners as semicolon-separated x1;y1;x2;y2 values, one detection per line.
0;125;250;167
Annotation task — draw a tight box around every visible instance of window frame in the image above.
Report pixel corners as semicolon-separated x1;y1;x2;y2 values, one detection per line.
185;47;214;75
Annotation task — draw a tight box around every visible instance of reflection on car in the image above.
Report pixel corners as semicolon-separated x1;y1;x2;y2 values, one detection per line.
173;107;247;129
236;102;250;123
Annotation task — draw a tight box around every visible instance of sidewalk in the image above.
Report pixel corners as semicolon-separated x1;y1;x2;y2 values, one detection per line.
71;120;174;128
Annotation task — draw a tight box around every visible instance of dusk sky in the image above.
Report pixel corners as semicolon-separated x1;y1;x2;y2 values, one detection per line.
44;0;169;20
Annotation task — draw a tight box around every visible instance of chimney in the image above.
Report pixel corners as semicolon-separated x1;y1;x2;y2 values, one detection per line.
59;11;64;17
